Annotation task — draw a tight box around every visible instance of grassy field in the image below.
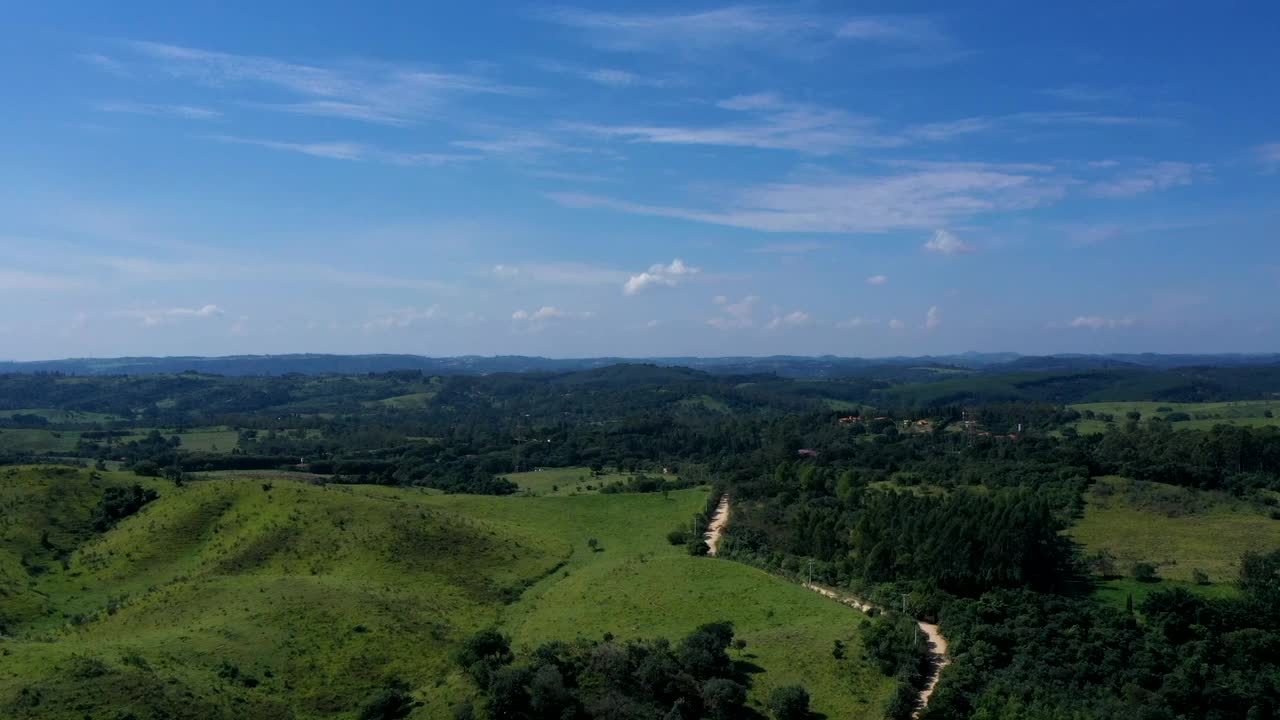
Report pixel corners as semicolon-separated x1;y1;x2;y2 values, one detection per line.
0;466;892;719
1068;476;1280;607
500;466;676;496
1069;400;1280;433
0;429;83;454
1;408;122;423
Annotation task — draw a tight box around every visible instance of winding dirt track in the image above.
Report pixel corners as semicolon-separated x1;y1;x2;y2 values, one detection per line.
704;495;731;556
705;496;949;718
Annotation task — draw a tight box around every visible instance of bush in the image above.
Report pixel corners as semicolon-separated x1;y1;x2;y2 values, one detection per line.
667;529;690;546
768;685;811;720
701;678;747;720
357;688;419;720
1192;569;1210;585
1133;562;1160;582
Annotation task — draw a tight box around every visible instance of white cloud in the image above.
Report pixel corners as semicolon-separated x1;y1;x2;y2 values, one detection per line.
707;295;758;329
765;309;812;330
1089;161;1198;198
125;304;224;326
98;102;221;120
543;7;955;60
570;93;898;155
211;135;367;160
493;262;628;286
1067;315;1136;329
623;258;701;295
364;306;442;330
923;229;975;254
550;165;1061;234
511;305;593;330
866;274;888;285
835;317;869;329
925;305;941;329
888;318;906;329
122;40;526;126
904;117;994;141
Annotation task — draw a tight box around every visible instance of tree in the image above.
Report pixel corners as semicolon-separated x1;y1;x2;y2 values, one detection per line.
587;537;600;552
768;685;811;720
1133;562;1159;582
356;689;419;720
701;678;746;720
831;639;846;660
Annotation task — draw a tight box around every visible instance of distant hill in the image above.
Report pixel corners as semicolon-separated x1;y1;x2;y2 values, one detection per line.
3;352;1277;378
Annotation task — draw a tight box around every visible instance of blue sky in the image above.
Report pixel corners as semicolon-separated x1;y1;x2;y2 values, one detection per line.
2;1;1278;360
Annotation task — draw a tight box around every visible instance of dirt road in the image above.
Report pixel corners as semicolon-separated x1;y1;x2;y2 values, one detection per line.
704;495;730;555
705;496;947;717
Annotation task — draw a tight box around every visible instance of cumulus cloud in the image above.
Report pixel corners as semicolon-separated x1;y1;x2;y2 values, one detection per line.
1067;315;1135;329
888;318;906;329
835;317;870;329
623;258;701;295
866;274;888;285
923;229;974;255
707;295;758;329
766;309;812;330
511;305;593;330
925;305;941;329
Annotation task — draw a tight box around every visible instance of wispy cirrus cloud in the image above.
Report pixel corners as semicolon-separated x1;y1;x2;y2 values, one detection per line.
491;261;628;287
543;6;957;62
112;40;528;126
749;241;827;254
570;93;898;155
867;274;888;285
209;134;478;166
98;102;221;119
123;304;224;326
363;305;442;330
550;165;1062;234
1088;161;1199;198
1064;315;1136;329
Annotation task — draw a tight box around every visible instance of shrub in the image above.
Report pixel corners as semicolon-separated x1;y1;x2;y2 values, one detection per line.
357;688;419;720
1192;569;1210;585
769;685;811;720
1133;562;1160;582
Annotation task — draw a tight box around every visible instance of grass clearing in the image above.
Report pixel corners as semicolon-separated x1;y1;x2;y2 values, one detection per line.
0;429;82;454
1069;400;1280;433
500;466;674;496
1068;476;1280;594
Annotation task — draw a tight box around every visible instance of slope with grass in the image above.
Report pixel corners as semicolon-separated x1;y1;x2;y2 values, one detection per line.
1;467;895;719
1069;399;1280;433
500;466;674;496
1067;476;1280;607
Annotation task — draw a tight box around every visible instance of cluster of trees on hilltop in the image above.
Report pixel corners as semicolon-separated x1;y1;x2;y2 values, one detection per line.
454;622;794;720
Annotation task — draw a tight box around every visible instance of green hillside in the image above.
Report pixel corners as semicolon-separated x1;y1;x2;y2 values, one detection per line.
0;466;893;719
